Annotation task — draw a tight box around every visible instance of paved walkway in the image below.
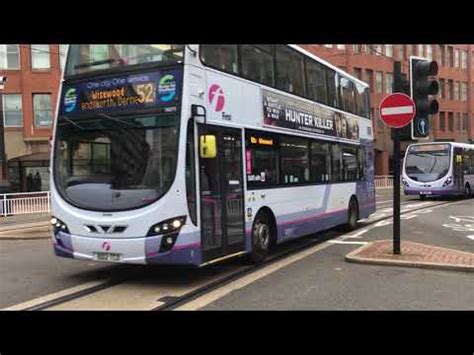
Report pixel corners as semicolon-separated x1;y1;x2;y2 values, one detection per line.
1;213;50;227
346;240;474;272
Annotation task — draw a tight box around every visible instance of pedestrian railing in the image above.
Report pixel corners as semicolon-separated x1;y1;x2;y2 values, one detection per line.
0;191;51;217
374;175;395;189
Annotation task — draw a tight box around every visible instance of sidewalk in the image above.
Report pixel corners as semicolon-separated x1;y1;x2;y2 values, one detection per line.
346;240;474;272
0;213;51;240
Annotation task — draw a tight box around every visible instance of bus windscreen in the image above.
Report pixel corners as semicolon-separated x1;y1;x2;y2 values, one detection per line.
65;45;184;77
405;144;451;182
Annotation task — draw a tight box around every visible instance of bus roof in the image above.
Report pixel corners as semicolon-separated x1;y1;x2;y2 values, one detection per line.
289;45;370;89
408;141;474;150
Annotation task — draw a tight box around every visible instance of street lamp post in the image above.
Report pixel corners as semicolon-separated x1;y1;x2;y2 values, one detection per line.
0;75;9;193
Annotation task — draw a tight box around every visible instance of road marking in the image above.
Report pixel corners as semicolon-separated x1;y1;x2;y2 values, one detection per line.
2;281;105;310
467;235;474;241
376;200;392;204
327;240;369;245
343;229;369;239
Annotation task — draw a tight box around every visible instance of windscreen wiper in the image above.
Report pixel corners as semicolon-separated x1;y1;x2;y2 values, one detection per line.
60;116;86;131
75;58;117;69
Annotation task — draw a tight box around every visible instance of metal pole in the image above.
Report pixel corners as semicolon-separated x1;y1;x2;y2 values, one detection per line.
392;61;403;255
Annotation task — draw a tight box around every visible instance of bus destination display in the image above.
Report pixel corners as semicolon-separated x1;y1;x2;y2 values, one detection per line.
60;69;182;116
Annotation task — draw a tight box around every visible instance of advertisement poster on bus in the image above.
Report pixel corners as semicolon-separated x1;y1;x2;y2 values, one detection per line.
262;89;359;141
59;69;183;117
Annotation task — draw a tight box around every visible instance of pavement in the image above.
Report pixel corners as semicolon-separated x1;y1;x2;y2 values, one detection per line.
0;213;51;239
347;240;474;272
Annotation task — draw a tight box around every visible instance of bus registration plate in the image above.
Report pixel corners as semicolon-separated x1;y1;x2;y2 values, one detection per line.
94;252;122;262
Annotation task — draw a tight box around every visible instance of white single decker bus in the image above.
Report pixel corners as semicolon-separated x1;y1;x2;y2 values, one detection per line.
403;142;474;200
50;44;376;266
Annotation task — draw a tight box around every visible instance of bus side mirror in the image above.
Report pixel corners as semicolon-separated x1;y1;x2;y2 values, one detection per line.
191;104;206;119
200;135;217;159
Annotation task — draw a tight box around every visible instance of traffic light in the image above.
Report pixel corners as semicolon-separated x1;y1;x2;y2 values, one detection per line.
410;57;439;139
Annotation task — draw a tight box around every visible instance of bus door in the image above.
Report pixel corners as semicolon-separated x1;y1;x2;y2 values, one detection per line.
453;147;464;192
198;124;245;262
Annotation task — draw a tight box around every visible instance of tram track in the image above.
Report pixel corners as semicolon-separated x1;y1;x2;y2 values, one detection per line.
20;197;458;311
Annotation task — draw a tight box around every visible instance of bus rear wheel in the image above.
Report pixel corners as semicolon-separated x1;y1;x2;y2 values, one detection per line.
346;198;359;231
465;184;472;198
419;194;426;201
250;214;273;264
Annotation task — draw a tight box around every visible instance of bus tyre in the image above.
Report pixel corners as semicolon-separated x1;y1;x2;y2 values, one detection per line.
250;214;272;264
419;194;426;201
465;184;472;198
346;198;359;231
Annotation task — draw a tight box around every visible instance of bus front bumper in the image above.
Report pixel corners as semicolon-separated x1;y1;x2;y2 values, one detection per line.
403;186;459;196
52;231;202;266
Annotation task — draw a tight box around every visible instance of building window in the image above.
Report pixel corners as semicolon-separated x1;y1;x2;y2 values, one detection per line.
462;82;468;101
336;45;345;50
375;71;383;94
448;112;454;131
0;44;20;69
365;69;374;91
385;45;393;57
31;45;51;69
439;79;445;99
33;94;53;127
461;50;468;69
406;45;412;57
447;47;453;67
462;113;468;132
438;45;444;66
323;44;333;48
360;44;368;53
426;45;433;60
385;72;393;94
454;81;460;100
59;44;68;72
353;67;362;80
374;45;383;56
456;113;461;131
417;44;424;57
448;80;454;100
454;48;460;68
397;45;404;60
439;112;446;131
352;44;360;53
2;94;23;126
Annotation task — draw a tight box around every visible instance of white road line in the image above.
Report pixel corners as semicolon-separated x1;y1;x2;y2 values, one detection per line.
376;200;392;204
327;240;369;245
2;281;105;311
343;229;369;239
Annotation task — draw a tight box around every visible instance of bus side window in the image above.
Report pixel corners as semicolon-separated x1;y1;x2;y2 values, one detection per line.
240;44;274;87
305;59;328;105
326;69;338;109
200;45;239;75
275;45;305;97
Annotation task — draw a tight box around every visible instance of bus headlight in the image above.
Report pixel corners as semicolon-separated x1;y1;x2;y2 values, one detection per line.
50;216;69;234
443;177;453;187
147;216;187;237
402;178;409;187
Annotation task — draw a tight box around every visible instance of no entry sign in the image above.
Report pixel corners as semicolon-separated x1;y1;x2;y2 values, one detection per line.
379;93;416;128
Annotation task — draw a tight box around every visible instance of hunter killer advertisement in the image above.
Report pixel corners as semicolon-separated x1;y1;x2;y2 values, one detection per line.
262;89;360;140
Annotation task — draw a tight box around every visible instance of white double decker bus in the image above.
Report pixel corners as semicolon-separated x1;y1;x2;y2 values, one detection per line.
50;44;375;266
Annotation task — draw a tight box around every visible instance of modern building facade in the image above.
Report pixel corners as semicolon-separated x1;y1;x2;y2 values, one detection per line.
300;44;474;175
0;44;67;192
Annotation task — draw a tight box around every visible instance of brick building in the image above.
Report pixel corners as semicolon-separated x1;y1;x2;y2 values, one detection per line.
0;44;66;192
300;44;474;175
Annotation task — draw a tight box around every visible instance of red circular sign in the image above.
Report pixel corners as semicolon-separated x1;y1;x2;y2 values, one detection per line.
379;93;416;128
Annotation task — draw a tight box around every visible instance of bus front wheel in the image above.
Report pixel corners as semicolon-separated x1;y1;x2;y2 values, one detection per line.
419;194;426;201
250;213;273;264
